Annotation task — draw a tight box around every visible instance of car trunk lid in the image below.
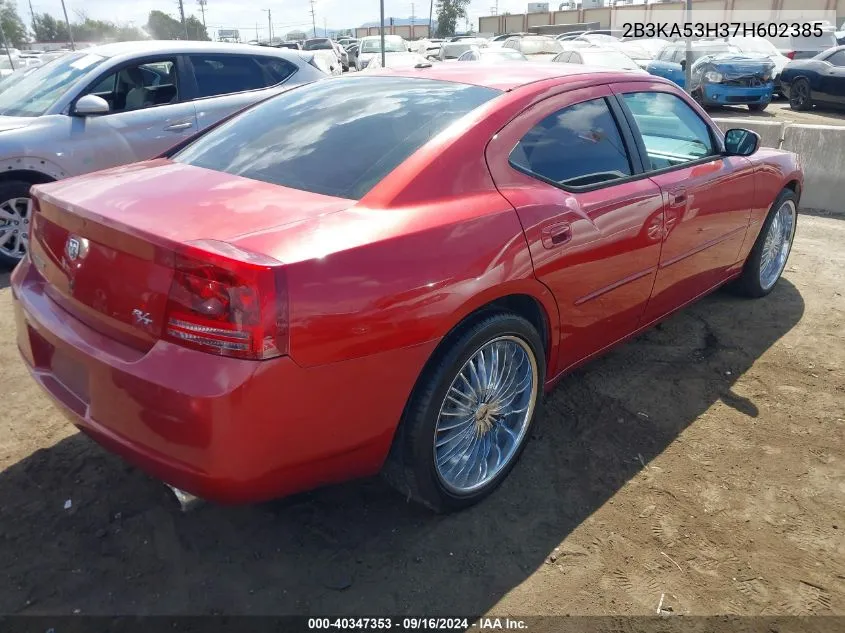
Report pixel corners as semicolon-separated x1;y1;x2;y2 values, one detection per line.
28;159;353;352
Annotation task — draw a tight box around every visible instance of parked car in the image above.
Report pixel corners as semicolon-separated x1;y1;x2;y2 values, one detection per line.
346;44;359;69
575;33;620;45
0;41;327;265
415;39;443;60
503;35;564;61
12;65;801;512
728;37;790;93
303;38;346;73
553;47;648;74
439;39;489;61
648;41;775;110
768;24;839;60
612;39;667;68
489;33;529;48
780;45;845;110
364;52;431;70
356;35;408;70
274;41;302;50
457;47;527;62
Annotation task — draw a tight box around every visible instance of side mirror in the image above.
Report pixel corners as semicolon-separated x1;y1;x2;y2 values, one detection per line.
74;94;109;116
724;128;760;156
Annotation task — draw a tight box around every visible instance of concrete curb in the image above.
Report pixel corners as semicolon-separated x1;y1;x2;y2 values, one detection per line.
711;118;843;215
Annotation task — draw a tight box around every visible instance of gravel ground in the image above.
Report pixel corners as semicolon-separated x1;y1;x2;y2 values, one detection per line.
712;100;845;126
0;213;842;618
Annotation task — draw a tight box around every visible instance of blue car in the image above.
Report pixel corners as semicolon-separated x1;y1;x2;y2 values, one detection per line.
648;41;775;111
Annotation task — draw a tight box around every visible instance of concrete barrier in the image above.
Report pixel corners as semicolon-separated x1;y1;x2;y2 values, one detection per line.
711;118;784;149
781;124;845;214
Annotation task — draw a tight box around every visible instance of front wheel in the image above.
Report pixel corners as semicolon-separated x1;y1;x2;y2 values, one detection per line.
0;180;34;268
383;313;545;512
734;189;798;298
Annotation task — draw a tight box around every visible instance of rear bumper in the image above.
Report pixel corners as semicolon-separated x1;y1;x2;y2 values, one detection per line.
701;82;774;105
11;258;436;504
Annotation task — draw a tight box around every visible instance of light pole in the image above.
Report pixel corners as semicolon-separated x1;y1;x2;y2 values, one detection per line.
197;0;207;30
684;0;692;91
0;24;15;71
263;9;272;43
429;0;434;37
59;0;75;50
380;0;386;67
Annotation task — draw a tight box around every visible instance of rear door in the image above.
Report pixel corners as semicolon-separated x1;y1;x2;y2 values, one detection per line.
486;85;665;373
185;53;300;132
611;83;756;323
68;56;198;172
818;50;845;105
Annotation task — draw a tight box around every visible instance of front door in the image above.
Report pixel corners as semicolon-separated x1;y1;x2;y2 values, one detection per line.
611;86;757;323
486;85;665;374
67;57;198;175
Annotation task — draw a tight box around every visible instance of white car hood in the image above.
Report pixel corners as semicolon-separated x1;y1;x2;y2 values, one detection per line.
0;115;36;133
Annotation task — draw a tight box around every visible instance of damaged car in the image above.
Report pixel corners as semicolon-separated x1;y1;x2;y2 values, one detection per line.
648;41;775;111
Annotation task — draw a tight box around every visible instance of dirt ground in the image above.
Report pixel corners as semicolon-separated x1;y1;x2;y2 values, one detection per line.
0;214;842;620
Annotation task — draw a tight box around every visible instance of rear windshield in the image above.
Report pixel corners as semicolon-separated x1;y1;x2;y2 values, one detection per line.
174;77;500;200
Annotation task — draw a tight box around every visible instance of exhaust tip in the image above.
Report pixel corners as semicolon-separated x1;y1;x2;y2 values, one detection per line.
167;485;203;512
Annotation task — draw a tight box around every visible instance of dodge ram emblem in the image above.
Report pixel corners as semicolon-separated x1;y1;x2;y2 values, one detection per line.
65;235;89;261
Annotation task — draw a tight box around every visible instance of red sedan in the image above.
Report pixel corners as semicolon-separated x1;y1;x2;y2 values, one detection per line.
12;64;802;512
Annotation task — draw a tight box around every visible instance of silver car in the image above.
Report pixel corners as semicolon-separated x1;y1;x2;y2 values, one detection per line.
0;40;327;265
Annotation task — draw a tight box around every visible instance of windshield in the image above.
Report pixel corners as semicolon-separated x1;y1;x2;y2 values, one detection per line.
0;51;106;117
303;39;333;50
692;45;740;61
442;43;475;58
520;38;564;55
175;77;499;200
582;50;638;69
360;37;406;53
730;37;778;54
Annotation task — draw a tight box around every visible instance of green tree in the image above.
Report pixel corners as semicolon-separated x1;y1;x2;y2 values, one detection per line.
185;15;209;41
0;0;27;48
32;12;65;42
146;10;183;39
435;0;470;38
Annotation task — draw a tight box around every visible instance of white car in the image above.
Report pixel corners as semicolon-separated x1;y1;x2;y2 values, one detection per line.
356;35;408;70
0;41;327;265
552;47;649;74
439;39;489;61
365;52;431;70
502;36;564;61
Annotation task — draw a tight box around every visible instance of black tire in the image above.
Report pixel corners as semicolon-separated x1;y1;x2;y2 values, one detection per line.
748;103;768;112
0;180;34;268
383;312;545;512
733;188;798;298
789;77;812;111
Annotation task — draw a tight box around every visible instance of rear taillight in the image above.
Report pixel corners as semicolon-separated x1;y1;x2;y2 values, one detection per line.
163;240;288;360
786;51;796;59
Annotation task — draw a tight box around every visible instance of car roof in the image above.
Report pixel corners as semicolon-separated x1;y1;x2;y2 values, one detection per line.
365;61;625;91
75;40;305;58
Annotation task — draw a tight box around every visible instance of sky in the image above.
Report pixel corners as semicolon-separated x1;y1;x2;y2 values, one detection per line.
24;0;535;40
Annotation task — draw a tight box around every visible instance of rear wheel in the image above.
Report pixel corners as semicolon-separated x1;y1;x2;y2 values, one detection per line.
0;180;34;268
734;189;797;298
383;313;545;512
789;78;812;111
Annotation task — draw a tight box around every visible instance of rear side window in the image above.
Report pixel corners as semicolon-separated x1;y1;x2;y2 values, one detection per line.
189;54;270;98
174;77;500;200
509;97;632;189
254;56;298;85
826;50;845;66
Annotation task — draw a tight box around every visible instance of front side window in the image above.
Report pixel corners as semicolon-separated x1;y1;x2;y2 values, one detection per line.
509;97;632;189
83;58;178;113
189;54;269;98
622;91;716;170
174;77;500;200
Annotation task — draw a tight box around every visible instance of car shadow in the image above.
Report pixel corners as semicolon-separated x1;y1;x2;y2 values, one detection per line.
0;280;805;616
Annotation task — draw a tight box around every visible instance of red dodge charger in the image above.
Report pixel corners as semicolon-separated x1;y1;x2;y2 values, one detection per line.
12;63;802;511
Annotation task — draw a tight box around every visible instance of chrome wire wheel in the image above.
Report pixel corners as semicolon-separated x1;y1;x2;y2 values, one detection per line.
433;335;539;495
0;196;32;260
759;199;796;291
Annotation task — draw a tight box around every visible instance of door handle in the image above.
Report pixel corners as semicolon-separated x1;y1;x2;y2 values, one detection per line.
163;121;194;132
668;189;687;206
541;222;572;249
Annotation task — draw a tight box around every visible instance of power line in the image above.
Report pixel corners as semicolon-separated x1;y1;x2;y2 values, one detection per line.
176;0;188;38
197;0;207;29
